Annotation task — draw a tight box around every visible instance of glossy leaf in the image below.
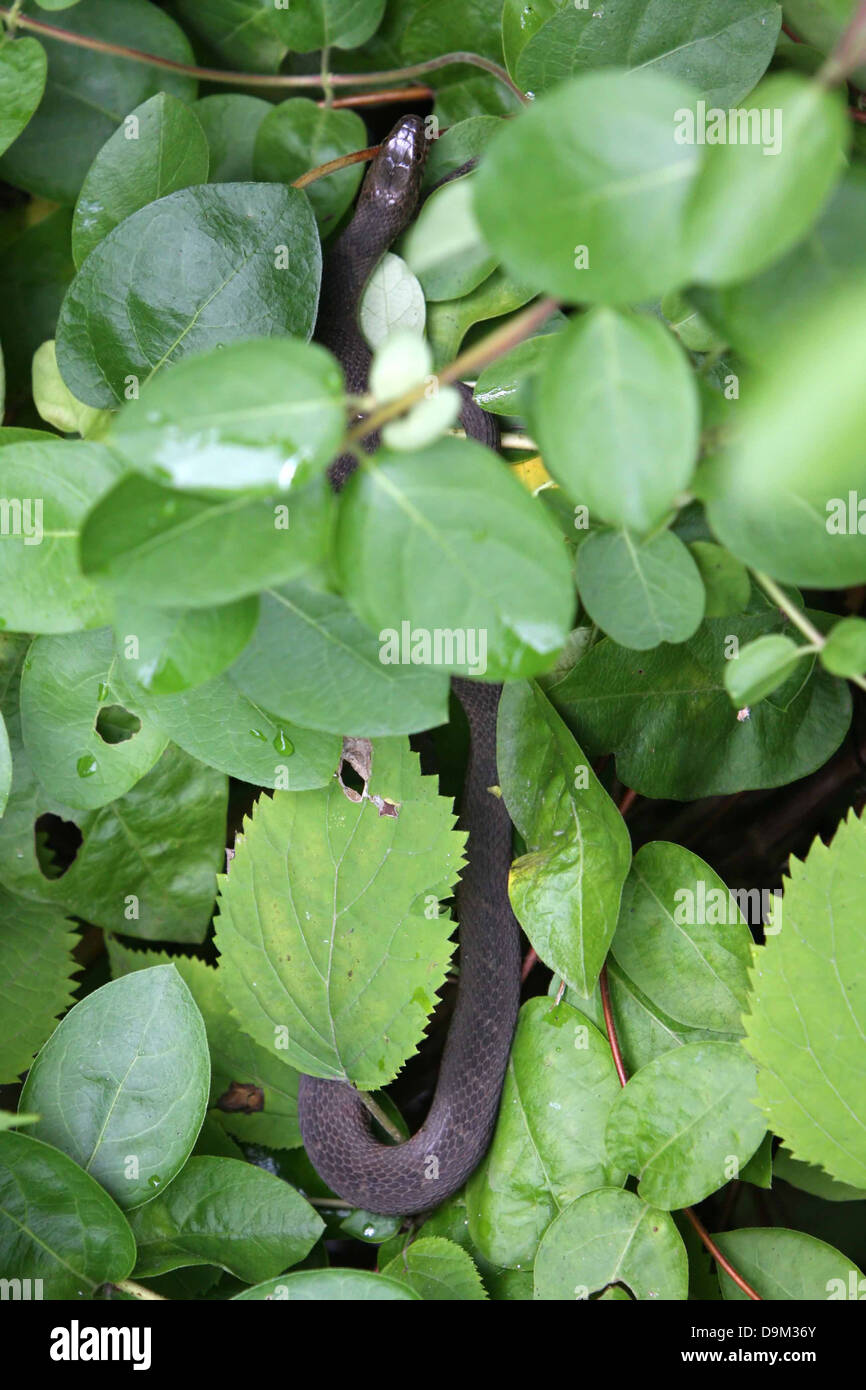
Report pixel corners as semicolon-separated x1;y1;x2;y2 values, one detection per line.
380;1236;487;1300
234;1269;419;1300
254;98;366;232
21;964;210;1208
715;1227;864;1301
533;1188;688;1300
57;183;321;407
72;92;209;266
0;1131;136;1298
0;35;47;159
576;528;705;650
129;1156;322;1281
114;596;259;695
401;175;497;302
193;94;271;183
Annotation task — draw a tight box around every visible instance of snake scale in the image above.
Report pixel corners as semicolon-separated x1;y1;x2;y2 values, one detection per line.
297;116;522;1215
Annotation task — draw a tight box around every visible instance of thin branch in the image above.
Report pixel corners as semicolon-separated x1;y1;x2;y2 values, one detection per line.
114;1279;166;1301
327;85;433;109
818;0;866;84
292;144;378;189
357;1090;404;1144
755;571;866;692
0;8;527;104
346;297;559;445
599;963;762;1300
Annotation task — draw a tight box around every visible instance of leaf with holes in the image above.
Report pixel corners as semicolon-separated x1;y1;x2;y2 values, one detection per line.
215;739;464;1086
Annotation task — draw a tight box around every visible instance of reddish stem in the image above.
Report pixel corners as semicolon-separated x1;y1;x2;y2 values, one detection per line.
521;947;538;983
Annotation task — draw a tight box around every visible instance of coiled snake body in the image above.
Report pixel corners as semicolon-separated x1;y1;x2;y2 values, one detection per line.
297;117;522;1215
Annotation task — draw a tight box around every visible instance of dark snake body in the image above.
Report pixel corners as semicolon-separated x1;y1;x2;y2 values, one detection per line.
297;117;521;1215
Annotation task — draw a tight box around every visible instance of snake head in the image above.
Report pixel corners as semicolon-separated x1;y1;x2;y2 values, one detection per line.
362;115;429;217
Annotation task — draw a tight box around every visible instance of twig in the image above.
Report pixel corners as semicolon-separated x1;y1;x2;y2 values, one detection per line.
754;570;866;692
0;8;527;104
327;86;433;109
357;1090;404;1143
114;1279;166;1301
292;144;378;189
599;965;628;1087
818;0;866;84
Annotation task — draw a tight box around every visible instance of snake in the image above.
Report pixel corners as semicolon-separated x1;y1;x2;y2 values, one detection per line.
296;116;522;1216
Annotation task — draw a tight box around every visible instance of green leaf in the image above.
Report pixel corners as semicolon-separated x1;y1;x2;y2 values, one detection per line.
427;267;535;367
577;529;705;650
108;338;345;495
820;616;866;678
723;633;807;706
685;75;848;286
234;1269;419;1299
380;1236;487;1300
466;997;626;1270
72;92;209;267
0;1131;135;1298
743;809;866;1188
360;252;426;350
498;681;631;996
336;438;575;681
31;340;111;438
21;964;210;1209
548;608;852;798
107;938;302;1151
0;886;78;1084
401;175;497;302
533;1188;688;1300
79;472;334;608
474;330;558;418
0;1111;39;1130
662;290;726;354
56;183;321;408
688;541;751;618
473;71;704;304
230;582;450;736
611;843;753;1034
0;35;47;158
254;98;366;232
605;1041;765;1208
270;0;386;50
0;0;197;203
534;308;700;533
215;739;464;1086
20;628;168;811
715;1228;864;1301
127;662;340;790
0;711;8;817
773;1146;866;1203
511;0;780;108
174;0;288;72
193;95;271;183
0;440;123;634
129;1156;322;1281
113;596;259;695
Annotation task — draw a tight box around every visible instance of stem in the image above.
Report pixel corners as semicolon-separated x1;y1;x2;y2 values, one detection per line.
0;8;527;104
755;571;866;692
599;963;762;1301
115;1279;166;1301
320;46;333;107
357;1091;404;1144
818;0;866;84
346;296;559;444
328;85;433;110
292;144;379;189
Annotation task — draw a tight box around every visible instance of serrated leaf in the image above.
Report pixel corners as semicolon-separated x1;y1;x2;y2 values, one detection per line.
80;471;334;610
466;998;626;1270
0;0;197;204
534;308;700;534
715;1227;864;1301
21;965;210;1208
234;1269;419;1299
230;582;450;736
533;1188;688;1300
72;92;209;266
336;438;575;681
380;1236;487;1300
611;842;753;1034
0;1131;135;1298
498;681;631;996
56;183;321;408
129;1156;322;1281
576;528;705;650
107;938;302;1151
0;885;78;1084
215;739;464;1086
549;608;851;798
20;628;168;811
0;439;124;634
773;1147;866;1203
605;1042;766;1209
742;809;866;1188
0;35;47;159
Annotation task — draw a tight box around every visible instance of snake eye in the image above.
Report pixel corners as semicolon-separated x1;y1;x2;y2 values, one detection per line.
372;115;428;204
